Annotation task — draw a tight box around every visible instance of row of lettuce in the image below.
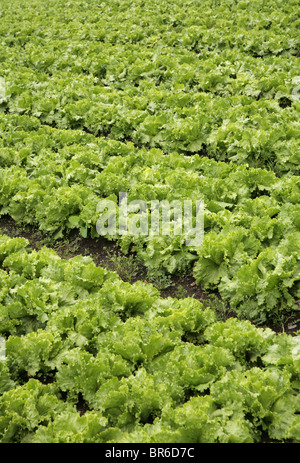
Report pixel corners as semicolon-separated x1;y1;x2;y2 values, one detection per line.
0;0;299;173
0;114;299;323
0;234;300;443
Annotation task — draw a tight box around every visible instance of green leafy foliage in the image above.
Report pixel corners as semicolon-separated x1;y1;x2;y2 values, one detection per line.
0;237;299;442
0;0;300;443
0;122;299;320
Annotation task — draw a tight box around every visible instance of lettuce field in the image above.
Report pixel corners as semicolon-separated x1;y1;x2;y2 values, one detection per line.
0;0;300;444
